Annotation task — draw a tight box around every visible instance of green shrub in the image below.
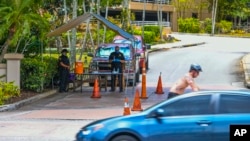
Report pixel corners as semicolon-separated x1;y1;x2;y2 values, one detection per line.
178;18;200;33
144;26;160;37
103;30;117;43
133;30;156;43
216;20;232;34
21;56;58;92
203;18;212;34
0;81;20;105
143;31;156;43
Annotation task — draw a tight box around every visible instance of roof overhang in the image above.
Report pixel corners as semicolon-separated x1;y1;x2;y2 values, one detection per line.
47;13;136;41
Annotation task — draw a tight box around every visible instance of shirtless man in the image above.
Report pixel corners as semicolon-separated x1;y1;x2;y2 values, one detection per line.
168;64;202;99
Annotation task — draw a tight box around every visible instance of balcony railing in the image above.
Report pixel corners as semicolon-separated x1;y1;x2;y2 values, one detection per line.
131;0;171;4
131;21;171;27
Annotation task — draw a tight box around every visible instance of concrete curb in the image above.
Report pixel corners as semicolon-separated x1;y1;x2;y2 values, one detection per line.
0;90;58;112
241;54;250;88
149;42;206;53
172;42;205;48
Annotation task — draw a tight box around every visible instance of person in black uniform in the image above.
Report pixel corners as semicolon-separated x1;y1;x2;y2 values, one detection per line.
58;49;70;93
109;46;125;92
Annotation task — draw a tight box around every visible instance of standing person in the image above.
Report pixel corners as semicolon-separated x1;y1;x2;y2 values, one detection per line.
167;64;202;99
109;46;125;92
58;49;70;93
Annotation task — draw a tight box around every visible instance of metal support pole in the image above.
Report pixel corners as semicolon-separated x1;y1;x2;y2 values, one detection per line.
211;0;218;36
142;0;146;38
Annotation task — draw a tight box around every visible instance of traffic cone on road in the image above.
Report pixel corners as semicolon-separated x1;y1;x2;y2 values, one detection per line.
141;60;148;99
91;78;101;98
123;97;131;116
155;72;164;94
131;89;143;111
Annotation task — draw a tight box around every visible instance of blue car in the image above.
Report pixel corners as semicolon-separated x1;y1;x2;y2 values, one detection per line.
76;91;250;141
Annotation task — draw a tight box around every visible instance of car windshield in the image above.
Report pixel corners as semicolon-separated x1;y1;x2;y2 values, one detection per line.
114;39;142;49
96;45;131;59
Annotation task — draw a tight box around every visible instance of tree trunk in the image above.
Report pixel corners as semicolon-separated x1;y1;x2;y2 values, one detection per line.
0;37;11;63
71;0;77;66
103;0;109;43
142;0;146;38
97;0;100;45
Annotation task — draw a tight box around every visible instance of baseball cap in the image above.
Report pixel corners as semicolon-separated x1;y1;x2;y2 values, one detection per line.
61;49;68;53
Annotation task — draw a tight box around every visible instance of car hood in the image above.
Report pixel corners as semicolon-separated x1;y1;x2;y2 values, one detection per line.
82;113;146;129
135;48;144;54
81;116;122;129
92;57;132;61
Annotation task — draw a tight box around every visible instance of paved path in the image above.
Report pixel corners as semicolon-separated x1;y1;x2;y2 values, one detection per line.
0;33;249;117
0;33;249;141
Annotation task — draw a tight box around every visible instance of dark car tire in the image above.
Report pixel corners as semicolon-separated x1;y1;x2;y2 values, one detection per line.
146;57;149;70
111;135;138;141
129;81;136;86
135;70;140;83
89;82;94;87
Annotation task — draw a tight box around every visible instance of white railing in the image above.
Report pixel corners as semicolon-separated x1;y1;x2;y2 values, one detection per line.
132;0;171;4
131;21;171;27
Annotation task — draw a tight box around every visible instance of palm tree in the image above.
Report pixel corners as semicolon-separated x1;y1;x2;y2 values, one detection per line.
0;0;49;62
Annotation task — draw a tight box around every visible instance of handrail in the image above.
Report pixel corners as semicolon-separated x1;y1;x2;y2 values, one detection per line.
131;0;171;4
131;21;171;27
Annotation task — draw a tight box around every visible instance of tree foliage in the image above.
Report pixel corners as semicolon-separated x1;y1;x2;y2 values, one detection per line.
0;0;50;62
208;0;250;25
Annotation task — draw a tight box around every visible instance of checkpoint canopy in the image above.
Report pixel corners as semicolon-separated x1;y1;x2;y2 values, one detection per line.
47;13;136;41
47;13;137;76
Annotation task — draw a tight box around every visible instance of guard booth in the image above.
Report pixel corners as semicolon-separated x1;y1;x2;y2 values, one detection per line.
47;13;137;91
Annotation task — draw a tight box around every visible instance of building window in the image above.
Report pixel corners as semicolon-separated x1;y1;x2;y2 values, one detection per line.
192;13;198;19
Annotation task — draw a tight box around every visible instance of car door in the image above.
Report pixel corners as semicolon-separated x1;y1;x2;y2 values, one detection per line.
212;94;250;141
146;95;214;141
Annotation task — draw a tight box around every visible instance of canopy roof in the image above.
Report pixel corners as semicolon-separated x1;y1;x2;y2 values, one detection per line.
47;13;135;41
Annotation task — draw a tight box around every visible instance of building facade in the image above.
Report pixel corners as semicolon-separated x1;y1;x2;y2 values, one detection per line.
101;0;212;32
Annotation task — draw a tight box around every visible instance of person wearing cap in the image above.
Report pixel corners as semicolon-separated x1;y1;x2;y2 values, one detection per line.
58;49;70;93
167;63;202;99
109;46;125;92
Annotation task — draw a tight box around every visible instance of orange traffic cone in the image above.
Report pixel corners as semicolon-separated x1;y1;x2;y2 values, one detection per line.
91;78;101;98
123;97;131;116
155;72;164;94
131;89;143;111
141;60;148;99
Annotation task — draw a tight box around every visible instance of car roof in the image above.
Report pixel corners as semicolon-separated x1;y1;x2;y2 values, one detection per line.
144;90;250;112
163;90;250;103
186;90;250;95
175;90;250;98
114;35;142;41
98;43;132;48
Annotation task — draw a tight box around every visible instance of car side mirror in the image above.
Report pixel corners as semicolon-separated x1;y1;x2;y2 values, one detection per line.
154;108;165;117
87;52;94;57
145;44;151;49
135;53;141;57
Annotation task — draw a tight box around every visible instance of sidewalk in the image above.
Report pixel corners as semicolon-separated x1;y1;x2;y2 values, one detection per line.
1;33;249;114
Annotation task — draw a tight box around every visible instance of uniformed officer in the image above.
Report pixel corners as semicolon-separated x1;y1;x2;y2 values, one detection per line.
109;46;125;92
58;49;70;93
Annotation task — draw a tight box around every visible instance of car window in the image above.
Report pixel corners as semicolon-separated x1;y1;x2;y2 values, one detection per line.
161;95;212;116
114;39;142;49
219;94;250;114
96;46;131;58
